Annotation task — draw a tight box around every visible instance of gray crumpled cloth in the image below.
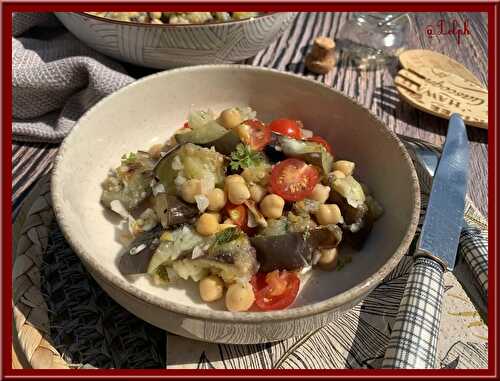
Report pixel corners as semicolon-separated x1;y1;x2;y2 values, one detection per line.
12;12;134;143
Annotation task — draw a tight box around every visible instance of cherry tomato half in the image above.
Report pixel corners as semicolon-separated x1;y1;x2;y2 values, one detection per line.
308;135;332;154
224;203;248;230
182;121;190;129
241;119;271;151
269;119;303;139
251;271;300;311
270;158;320;201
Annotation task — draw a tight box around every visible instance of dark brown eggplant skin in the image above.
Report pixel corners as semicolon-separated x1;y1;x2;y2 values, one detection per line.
153;193;198;228
329;190;368;226
341;213;375;251
329;190;373;250
118;225;162;275
250;225;342;272
251;232;311;272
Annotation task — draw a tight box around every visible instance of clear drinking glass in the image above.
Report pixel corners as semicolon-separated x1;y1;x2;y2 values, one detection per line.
336;13;410;69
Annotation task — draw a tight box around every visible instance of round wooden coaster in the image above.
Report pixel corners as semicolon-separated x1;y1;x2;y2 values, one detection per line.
395;65;488;129
399;49;482;86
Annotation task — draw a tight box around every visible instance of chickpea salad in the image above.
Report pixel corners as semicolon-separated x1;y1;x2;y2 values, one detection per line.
86;12;261;25
101;107;383;312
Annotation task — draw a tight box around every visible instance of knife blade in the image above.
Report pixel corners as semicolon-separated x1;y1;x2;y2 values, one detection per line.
416;113;470;270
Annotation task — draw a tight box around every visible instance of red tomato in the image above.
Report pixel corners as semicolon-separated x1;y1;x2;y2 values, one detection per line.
224;203;248;229
241;119;271;151
308;135;332;154
251;271;300;311
182;121;190;129
269;119;303;139
270;158;320;201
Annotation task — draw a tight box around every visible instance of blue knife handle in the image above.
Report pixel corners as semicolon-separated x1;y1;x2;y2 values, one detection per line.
382;257;444;368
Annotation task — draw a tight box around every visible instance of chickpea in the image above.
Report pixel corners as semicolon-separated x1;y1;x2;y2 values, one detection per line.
315;204;343;225
330;170;346;180
227;182;251;205
148;143;164;159
218;108;243;129
207;188;227;211
224;174;245;188
309;183;331;204
260;194;285;219
332;160;355;177
318;248;339;270
196;213;219;236
225;282;255;312
199;275;224;302
249;184;267;203
181;179;203;203
149;12;162;19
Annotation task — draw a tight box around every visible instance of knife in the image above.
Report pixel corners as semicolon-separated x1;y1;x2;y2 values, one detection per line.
382;114;470;369
399;135;488;306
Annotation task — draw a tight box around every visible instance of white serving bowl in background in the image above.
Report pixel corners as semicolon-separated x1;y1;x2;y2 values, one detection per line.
54;12;297;69
51;65;420;344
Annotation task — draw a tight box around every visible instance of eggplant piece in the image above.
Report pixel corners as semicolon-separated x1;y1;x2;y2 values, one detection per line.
153;144;181;195
330;190;368;226
263;144;286;164
153;193;199;228
175;121;228;145
251;232;311;272
277;135;333;174
341;213;375;250
250;225;342;272
153;142;226;192
172;230;258;283
205;129;241;156
118;225;163;275
101;152;156;210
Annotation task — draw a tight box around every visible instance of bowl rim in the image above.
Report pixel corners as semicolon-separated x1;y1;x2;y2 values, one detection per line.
51;65;421;323
74;11;289;28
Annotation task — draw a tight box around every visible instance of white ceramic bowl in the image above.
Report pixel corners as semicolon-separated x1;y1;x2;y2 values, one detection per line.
52;65;420;344
54;12;297;69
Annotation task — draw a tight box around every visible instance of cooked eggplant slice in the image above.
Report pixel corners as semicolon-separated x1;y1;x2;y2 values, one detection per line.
250;225;342;272
118;225;163;275
341;213;375;250
101;152;156;210
172;228;259;283
153;193;199;228
175;121;228;145
154;143;226;192
153;145;182;195
204;129;241;156
308;224;343;249
251;232;312;272
277;135;333;174
147;226;207;276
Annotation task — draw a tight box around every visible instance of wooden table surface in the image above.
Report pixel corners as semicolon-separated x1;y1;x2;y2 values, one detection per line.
12;12;488;217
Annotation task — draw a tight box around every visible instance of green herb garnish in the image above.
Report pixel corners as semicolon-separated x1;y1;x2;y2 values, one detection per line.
336;255;352;271
121;152;137;164
229;144;264;171
214;227;242;246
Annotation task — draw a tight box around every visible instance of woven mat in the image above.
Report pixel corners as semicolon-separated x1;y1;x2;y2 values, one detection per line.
12;176;165;369
13;165;488;369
